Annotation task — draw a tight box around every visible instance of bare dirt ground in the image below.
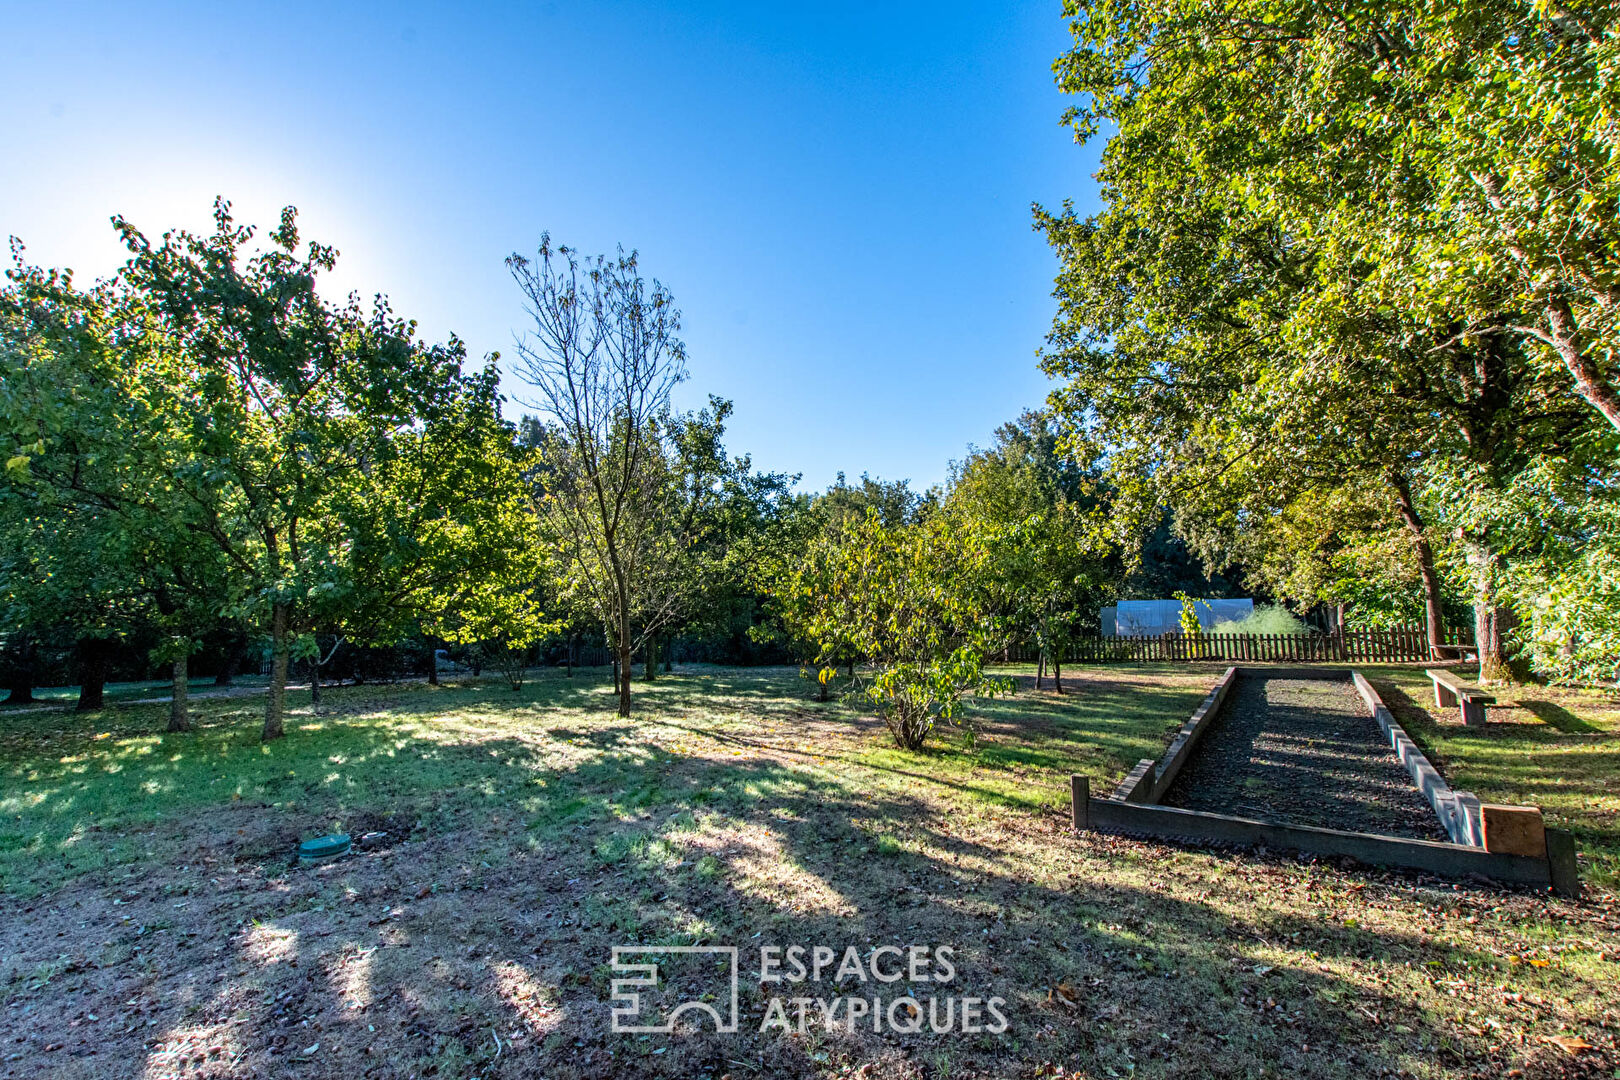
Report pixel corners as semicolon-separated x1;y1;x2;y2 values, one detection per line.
1;668;1617;1080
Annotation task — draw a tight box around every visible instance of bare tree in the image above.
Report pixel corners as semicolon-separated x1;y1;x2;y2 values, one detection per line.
508;236;689;717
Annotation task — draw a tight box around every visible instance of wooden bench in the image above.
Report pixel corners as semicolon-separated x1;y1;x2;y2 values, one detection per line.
1425;668;1495;727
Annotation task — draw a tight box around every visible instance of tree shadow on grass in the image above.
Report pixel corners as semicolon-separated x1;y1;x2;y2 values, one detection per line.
1373;678;1620;791
1517;699;1601;735
73;754;1505;1078
4;674;1613;1078
1371;678;1620;884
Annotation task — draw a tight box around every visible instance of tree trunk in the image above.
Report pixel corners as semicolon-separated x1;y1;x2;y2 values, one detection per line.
426;637;439;686
1036;652;1045;690
75;637;110;713
1053;656;1063;695
845;659;854;679
1475;603;1516;686
168;653;191;733
616;640;632;717
263;602;289;741
1388;470;1445;659
214;640;239;687
3;635;37;704
645;638;657;681
1463;533;1515;686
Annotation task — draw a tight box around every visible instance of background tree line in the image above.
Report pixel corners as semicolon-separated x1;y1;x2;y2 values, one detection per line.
0;200;1138;753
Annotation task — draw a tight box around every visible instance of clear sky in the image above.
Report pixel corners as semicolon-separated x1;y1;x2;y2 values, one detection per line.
1;2;1100;491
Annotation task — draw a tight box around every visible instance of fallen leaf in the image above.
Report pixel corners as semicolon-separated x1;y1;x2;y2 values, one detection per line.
1538;1034;1591;1055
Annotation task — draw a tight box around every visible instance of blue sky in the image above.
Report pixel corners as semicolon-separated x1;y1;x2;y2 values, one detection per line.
1;2;1100;491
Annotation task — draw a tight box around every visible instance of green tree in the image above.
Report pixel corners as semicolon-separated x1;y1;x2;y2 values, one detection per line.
790;511;1011;750
946;411;1113;692
107;200;521;738
512;236;735;717
329;365;551;692
816;472;932;528
1051;0;1620;433
644;403;803;678
1039;0;1611;681
1;257;233;721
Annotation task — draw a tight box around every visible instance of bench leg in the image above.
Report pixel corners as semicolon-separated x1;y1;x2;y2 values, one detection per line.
1462;700;1487;727
1434;683;1458;708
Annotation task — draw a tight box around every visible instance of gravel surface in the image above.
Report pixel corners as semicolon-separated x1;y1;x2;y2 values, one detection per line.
1162;677;1448;840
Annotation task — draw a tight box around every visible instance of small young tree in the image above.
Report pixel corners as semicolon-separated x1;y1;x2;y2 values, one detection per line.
433;586;553;692
795;512;1011;751
510;236;710;717
946;413;1113;693
775;513;860;701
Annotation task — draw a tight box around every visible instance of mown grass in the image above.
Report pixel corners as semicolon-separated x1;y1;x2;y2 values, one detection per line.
0;673;265;708
0;663;1615;1080
851;663;1214;811
4;662;1615;892
0;677;573;892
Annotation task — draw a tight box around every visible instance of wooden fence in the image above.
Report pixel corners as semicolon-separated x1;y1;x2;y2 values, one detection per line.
1004;627;1475;665
562;645;615;668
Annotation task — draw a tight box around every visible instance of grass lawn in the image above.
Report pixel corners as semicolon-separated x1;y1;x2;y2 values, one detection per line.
1;663;1616;1079
0;674;274;710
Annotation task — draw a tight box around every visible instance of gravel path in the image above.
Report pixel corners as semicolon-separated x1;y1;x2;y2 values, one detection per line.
1161;677;1447;840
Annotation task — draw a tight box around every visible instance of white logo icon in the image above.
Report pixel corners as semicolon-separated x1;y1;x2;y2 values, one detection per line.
610;945;740;1034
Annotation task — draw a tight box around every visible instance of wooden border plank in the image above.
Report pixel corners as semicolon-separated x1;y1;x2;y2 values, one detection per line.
1351;671;1482;846
1112;758;1157;803
1235;666;1350;681
1546;829;1581;897
1139;665;1238;802
1084;798;1553;889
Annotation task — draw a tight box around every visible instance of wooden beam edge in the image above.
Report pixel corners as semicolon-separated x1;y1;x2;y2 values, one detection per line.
1085;798;1554;890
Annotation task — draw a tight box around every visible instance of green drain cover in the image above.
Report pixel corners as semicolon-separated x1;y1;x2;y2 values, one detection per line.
297;833;351;865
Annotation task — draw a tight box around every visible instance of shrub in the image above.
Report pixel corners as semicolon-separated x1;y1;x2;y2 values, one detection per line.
790;511;1011;750
1213;604;1310;635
